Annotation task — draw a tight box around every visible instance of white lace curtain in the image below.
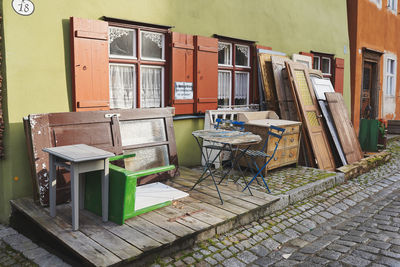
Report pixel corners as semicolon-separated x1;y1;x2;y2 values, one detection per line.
141;66;162;108
109;64;136;109
218;71;231;100
235;72;249;100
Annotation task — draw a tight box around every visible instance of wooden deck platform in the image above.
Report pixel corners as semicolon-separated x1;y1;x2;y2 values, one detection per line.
10;168;279;266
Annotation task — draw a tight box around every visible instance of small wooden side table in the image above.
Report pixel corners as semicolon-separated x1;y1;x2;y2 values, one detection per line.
43;144;115;230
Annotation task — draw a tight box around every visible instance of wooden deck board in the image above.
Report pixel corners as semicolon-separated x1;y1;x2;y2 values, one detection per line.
125;216;178;244
10;168;281;266
10;198;121;266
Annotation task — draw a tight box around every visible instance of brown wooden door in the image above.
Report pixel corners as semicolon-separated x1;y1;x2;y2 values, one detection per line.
286;62;335;171
361;62;373;119
326;92;363;164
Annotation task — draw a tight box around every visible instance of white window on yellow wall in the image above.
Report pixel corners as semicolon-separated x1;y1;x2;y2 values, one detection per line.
387;0;398;13
384;56;397;97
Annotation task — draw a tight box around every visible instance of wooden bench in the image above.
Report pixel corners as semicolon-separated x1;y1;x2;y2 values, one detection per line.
84;154;188;225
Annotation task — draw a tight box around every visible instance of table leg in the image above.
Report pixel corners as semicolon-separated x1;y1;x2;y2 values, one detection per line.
101;159;109;222
79;173;85;210
49;155;57;217
71;164;79;231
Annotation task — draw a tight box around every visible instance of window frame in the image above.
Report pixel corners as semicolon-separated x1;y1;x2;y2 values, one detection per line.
109;62;137;109
140;64;165;108
312;51;334;80
140;30;166;62
218;42;233;67
387;0;398;13
107;22;169;109
370;0;383;9
383;53;397;97
217;39;253;109
109;26;137;60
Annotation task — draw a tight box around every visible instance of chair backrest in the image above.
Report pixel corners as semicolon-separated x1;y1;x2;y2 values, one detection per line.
214;118;245;131
261;125;286;155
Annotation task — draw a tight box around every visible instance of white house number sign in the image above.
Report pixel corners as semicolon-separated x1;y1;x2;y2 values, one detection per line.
12;0;35;16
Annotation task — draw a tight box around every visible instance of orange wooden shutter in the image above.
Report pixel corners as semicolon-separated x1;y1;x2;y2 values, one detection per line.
171;32;195;114
194;36;218;113
334;58;344;95
70;17;110;112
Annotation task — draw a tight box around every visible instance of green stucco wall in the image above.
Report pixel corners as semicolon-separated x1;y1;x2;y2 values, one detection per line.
0;0;350;223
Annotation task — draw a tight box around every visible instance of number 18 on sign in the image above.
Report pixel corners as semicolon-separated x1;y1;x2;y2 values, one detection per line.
12;0;35;16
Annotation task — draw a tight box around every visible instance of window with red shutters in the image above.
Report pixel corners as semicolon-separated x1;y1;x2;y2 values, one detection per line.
216;37;254;109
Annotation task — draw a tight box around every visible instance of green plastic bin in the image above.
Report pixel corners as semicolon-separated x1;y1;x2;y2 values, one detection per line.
358;119;379;152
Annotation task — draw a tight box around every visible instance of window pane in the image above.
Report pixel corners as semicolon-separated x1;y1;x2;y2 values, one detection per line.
123;145;169;172
141;31;164;60
141;66;163;108
235;72;249;105
109;64;136;109
109;27;136;58
235;45;249;67
120;119;167;146
218;43;231;65
390;59;395;74
313;57;320;70
321;57;331;74
218;71;232;106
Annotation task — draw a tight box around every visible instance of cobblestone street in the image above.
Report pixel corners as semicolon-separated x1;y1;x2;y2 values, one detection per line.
157;140;400;267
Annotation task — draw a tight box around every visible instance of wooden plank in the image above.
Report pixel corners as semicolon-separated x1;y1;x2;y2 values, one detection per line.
272;56;315;168
10;198;120;266
258;53;279;113
310;77;347;166
56;204;142;260
176;174;270;206
169;198;225;225
105;224;162;252
166;180;248;215
325;92;363;164
173;168;279;204
172;178;258;211
155;206;211;231
125;216;177;244
286;61;336;171
139;210;195;237
271;56;296;121
179;197;236;221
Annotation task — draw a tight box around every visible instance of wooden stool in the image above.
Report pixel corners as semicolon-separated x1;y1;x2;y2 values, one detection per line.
43;144;115;230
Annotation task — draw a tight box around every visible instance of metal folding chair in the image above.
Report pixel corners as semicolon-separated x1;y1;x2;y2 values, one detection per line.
241;125;285;193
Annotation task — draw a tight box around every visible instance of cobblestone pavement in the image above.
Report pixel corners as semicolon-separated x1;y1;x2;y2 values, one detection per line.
0;225;70;266
156;140;400;266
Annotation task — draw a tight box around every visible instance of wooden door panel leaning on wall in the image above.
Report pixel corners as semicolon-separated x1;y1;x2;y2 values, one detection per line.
325;92;363;164
286;61;336;171
24;108;178;206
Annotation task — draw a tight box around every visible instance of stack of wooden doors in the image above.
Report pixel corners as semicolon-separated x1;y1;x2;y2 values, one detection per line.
258;51;363;171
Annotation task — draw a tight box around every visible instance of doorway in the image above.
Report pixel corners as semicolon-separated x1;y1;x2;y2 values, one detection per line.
360;49;382;121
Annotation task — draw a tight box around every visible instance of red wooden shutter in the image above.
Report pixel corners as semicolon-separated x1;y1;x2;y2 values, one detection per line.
194;36;218;113
170;32;195;114
334;58;345;95
70;17;110;112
